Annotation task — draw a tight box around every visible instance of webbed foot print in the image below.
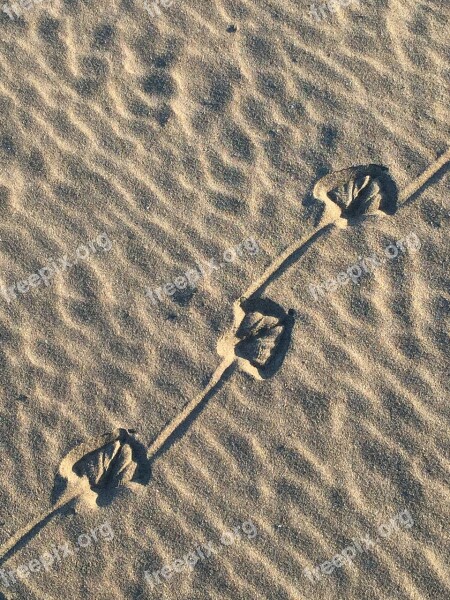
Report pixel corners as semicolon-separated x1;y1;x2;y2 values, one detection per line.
235;312;284;368
57;428;149;508
219;299;295;380
314;164;398;219
72;430;138;491
0;429;150;568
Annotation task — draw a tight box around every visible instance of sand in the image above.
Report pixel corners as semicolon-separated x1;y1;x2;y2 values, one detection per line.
0;0;449;598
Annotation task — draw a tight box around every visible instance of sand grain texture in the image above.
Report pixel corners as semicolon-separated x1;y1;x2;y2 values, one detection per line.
0;0;449;598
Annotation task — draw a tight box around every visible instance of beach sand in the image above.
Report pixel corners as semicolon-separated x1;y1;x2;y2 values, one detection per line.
0;0;449;598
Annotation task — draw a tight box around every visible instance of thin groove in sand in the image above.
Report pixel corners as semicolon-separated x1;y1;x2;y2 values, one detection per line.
398;148;450;205
0;151;448;574
145;149;450;465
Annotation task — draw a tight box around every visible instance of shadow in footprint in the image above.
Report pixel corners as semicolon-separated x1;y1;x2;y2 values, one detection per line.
236;298;295;379
1;430;150;569
313;163;398;218
51;429;151;507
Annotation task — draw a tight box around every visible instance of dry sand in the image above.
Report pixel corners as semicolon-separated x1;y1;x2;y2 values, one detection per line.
0;0;449;598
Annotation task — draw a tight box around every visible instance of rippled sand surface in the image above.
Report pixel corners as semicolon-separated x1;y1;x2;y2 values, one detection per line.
0;0;448;598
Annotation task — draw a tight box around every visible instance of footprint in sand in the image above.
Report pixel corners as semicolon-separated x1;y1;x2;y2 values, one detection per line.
0;429;148;568
2;155;448;575
312;163;398;218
